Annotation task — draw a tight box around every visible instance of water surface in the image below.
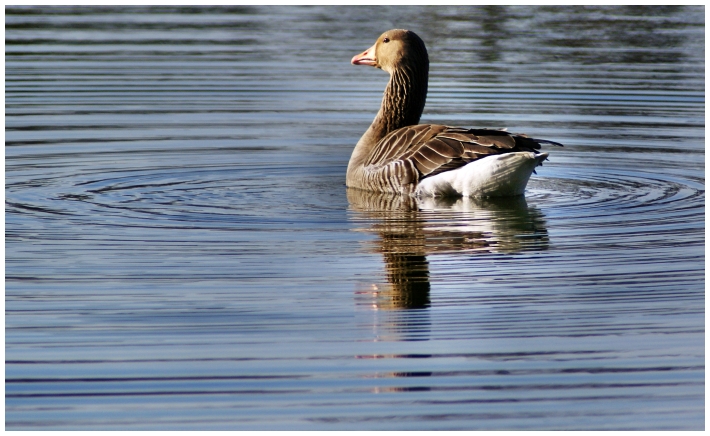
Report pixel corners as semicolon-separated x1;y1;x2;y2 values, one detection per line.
5;5;705;430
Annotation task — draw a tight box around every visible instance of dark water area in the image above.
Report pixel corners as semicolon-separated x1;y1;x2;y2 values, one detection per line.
5;5;705;430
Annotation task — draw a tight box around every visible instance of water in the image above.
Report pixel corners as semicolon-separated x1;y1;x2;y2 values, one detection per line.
5;5;704;430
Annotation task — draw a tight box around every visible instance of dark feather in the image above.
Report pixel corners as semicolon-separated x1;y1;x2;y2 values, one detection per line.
363;124;561;186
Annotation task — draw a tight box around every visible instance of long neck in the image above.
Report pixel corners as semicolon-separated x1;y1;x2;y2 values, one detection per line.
378;65;428;137
348;64;428;180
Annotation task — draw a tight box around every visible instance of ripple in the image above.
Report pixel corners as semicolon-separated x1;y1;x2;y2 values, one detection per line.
528;168;703;233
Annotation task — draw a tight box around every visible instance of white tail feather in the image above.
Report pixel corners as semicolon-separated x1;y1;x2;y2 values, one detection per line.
415;152;548;198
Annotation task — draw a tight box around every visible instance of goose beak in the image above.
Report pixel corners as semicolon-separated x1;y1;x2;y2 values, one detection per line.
351;43;377;66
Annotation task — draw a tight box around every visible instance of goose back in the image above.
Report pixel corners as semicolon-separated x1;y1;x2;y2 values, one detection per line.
355;124;555;194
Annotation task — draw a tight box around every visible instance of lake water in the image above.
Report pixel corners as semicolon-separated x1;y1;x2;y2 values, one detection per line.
5;5;705;430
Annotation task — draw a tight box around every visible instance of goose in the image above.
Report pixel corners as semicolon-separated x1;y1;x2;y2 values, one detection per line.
347;29;562;197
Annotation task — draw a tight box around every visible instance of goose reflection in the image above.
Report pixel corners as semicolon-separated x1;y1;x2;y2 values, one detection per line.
348;188;549;311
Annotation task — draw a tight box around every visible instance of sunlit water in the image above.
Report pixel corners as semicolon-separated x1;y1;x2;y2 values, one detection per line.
5;6;704;430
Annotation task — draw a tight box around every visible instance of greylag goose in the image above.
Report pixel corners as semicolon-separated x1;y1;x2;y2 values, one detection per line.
347;29;562;197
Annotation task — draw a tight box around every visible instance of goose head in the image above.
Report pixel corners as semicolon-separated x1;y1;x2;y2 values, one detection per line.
351;29;429;74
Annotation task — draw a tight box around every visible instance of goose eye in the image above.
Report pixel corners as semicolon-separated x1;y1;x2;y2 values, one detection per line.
383;37;390;43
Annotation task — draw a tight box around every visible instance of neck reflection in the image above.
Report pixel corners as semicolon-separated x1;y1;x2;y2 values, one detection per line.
347;189;549;312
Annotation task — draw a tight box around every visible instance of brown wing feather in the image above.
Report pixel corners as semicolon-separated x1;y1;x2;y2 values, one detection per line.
362;124;558;192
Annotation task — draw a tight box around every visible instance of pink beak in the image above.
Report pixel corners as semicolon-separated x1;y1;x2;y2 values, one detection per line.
351;43;377;66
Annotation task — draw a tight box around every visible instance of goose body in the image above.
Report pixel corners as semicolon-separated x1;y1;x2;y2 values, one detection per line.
347;29;561;197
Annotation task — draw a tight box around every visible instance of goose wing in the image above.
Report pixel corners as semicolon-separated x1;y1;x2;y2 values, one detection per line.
363;124;560;187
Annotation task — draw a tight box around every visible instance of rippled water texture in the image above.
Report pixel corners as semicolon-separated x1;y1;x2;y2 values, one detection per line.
5;6;705;430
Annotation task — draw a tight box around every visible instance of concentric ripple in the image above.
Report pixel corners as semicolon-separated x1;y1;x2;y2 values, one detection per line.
531;169;703;224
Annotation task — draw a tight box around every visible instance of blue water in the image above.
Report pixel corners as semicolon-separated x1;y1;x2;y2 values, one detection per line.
5;5;704;430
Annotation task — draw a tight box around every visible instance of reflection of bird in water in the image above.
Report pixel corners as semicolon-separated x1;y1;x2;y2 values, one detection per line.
348;188;549;311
